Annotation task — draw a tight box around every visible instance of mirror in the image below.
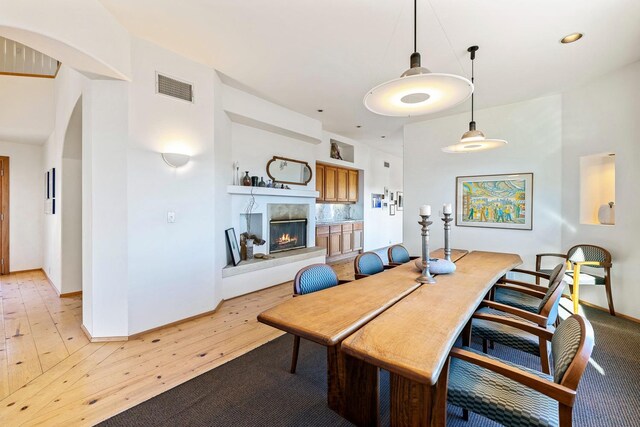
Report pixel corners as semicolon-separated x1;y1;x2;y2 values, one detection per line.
266;156;313;185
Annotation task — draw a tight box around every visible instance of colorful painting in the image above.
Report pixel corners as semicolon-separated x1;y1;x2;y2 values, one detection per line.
456;173;533;230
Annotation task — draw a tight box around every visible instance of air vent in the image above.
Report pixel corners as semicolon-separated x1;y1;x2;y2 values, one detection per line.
384;161;390;168
156;72;193;103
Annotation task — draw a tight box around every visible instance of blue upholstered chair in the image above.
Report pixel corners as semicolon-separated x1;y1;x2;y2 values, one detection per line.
449;314;594;427
536;244;614;316
353;251;395;279
289;264;350;373
469;266;567;374
493;263;567;314
387;244;419;265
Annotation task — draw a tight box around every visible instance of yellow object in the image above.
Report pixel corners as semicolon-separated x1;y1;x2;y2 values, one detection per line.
568;261;602;314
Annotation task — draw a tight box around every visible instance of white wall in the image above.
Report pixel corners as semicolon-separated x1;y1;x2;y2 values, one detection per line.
0;76;54;144
561;60;640;319
0;141;43;271
403;95;563;267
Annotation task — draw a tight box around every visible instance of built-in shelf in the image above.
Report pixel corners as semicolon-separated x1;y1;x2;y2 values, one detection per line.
579;153;615;225
227;185;319;198
222;246;326;278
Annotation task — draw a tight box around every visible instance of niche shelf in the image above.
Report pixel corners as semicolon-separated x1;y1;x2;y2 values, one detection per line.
579;153;615;225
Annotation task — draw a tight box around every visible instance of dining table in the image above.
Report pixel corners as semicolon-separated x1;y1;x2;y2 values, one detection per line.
257;249;521;426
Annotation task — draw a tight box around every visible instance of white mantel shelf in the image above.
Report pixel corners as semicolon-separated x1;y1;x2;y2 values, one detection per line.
227;185;319;198
222;247;326;278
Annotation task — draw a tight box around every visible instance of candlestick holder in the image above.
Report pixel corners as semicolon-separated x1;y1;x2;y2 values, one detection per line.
417;214;436;284
441;212;453;262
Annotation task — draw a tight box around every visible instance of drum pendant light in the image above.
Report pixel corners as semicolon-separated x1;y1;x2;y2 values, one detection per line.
442;46;508;153
363;0;474;117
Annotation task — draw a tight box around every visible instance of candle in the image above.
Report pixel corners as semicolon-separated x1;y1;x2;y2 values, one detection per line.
420;205;431;216
443;203;453;214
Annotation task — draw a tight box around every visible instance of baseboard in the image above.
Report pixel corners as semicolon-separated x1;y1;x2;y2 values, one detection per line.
60;290;82;298
579;299;640;324
39;269;82;298
9;268;42;274
81;324;129;343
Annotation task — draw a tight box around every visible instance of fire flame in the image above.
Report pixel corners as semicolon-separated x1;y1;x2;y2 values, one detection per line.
276;233;298;245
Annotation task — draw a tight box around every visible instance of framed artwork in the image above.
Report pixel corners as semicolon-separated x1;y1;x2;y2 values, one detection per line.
371;193;382;208
390;204;396;216
225;228;242;266
50;167;56;198
456;173;533;230
45;171;50;199
397;191;404;210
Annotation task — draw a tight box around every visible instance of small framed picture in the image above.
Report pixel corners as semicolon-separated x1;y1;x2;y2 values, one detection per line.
371;193;383;208
225;228;242;266
397;191;403;210
390;204;396;215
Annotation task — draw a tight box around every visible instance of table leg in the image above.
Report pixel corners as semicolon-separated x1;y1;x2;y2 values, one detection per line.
390;358;449;427
327;345;380;426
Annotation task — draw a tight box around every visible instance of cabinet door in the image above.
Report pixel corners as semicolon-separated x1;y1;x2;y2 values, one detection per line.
352;229;363;251
348;170;358;202
342;230;353;253
337;168;349;202
329;232;342;256
316;164;324;201
316;233;329;255
324;166;337;202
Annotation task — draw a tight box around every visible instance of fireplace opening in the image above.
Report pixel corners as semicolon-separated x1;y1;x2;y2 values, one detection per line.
269;219;307;253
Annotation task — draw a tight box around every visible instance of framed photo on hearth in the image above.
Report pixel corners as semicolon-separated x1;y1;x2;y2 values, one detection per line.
225;227;242;266
455;173;533;230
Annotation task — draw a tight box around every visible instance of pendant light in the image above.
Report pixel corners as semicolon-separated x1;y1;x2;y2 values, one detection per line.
363;0;473;117
442;46;507;153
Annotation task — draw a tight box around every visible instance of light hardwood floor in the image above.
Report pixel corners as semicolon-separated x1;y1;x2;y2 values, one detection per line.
0;260;354;426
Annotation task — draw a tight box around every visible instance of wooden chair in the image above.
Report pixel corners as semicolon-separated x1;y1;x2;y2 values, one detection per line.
450;314;594;427
353;252;395;280
290;264;350;374
387;244;419;266
536;244;614;315
467;266;566;374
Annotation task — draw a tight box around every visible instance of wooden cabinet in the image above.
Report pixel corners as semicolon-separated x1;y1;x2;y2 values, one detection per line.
316;164;324;201
316;163;358;203
324;166;338;202
348;170;358;202
317;222;363;261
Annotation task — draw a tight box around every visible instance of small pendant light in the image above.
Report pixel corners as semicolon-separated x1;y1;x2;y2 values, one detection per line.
442;46;508;153
363;0;474;117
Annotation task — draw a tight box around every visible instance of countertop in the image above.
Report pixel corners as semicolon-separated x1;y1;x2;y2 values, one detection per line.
316;219;364;225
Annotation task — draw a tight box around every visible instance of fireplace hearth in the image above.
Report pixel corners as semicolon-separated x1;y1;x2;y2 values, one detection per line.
269;219;307;253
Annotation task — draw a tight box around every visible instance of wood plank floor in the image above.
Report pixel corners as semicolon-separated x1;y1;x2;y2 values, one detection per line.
0;260;354;426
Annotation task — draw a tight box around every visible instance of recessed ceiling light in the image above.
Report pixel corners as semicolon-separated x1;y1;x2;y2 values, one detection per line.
560;33;583;44
356;125;362;128
317;109;324;112
381;136;386;139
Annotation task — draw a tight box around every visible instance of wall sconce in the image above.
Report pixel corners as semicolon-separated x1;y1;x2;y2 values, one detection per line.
161;152;190;168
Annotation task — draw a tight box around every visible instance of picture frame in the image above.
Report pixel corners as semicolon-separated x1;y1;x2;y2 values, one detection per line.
225;227;242;266
51;167;56;198
45;171;50;200
390;204;396;216
397;191;404;210
371;193;383;209
456;173;533;230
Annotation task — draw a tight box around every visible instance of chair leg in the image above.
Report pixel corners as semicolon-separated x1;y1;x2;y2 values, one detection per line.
290;335;301;374
539;339;551;375
462;408;469;421
605;273;615;316
482;339;488;354
572;265;581;314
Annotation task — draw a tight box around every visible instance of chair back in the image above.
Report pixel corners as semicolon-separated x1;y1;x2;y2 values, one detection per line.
551;314;594;389
538;263;567;325
388;244;411;264
293;264;340;295
354;252;385;276
567;244;611;269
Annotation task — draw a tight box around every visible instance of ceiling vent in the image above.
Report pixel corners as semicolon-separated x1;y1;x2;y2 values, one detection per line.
156;72;194;103
384;161;390;168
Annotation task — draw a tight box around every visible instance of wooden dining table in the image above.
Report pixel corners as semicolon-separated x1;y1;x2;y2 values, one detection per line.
258;249;521;426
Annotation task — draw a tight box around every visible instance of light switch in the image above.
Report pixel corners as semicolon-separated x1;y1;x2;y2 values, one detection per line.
167;211;176;223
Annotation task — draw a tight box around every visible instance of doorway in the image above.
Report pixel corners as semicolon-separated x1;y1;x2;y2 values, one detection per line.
0;156;9;274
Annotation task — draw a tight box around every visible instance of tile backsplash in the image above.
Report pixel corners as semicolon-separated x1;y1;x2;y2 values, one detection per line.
315;203;363;223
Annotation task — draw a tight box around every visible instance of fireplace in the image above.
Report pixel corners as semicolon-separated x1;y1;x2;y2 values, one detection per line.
269;219;307;253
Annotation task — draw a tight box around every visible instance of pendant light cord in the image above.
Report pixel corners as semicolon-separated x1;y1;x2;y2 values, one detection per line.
413;0;417;53
471;54;474;122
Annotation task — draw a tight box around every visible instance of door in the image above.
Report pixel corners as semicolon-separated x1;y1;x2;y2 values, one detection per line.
316;164;325;201
316;226;330;255
324;166;337;202
352;229;363;252
342;230;353;253
348;170;359;202
0;157;9;274
337;168;349;202
329;232;342;257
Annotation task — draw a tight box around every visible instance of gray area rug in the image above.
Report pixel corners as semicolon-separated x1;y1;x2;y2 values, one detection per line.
101;306;640;426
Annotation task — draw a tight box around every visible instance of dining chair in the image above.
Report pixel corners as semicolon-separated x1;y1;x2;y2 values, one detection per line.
387;244;419;265
290;264;350;373
353;251;395;279
450;314;594;427
467;267;566;374
493;263;567;314
536;244;614;315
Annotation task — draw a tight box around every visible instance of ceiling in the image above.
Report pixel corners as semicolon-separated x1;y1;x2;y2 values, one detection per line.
98;0;640;156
